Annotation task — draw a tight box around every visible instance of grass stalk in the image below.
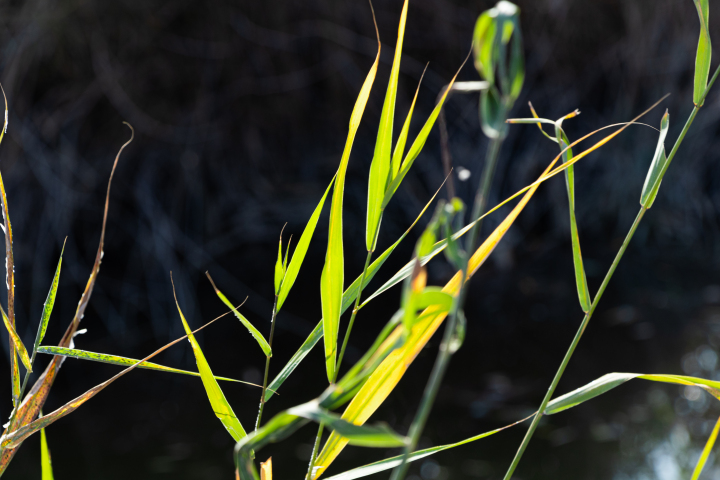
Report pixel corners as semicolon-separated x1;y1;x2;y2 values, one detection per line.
501;206;646;479
390;132;505;480
336;250;374;378
255;296;278;431
306;422;324;480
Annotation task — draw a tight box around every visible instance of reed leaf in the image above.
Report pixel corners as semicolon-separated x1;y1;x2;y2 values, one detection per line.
367;0;408;252
691;414;720;480
391;67;425;180
172;279;247;441
274;232;284;294
640;110;670;208
33;246;64;356
545;372;720;415
206;274;271;357
321;29;380;383
277;177;335;311
0;305;31;372
40;426;53;480
693;0;711;107
37;346;261;386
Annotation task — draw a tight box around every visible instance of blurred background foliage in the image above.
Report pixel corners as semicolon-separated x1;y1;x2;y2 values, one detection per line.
1;0;720;478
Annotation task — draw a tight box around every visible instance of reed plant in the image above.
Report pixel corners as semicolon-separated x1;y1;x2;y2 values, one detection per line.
0;1;719;479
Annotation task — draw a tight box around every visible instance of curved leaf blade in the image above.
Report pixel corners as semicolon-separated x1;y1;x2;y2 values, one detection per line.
277;177;335;311
40;426;53;480
693;0;711;107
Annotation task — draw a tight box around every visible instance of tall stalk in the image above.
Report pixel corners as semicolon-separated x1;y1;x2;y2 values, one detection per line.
255;296;278;431
501;62;720;479
390;130;505;480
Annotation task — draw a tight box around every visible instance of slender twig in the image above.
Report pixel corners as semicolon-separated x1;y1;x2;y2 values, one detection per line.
255;296;278;431
501;61;720;478
336;250;374;375
391;126;506;480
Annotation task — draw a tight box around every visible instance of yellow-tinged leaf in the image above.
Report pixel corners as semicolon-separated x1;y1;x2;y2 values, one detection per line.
311;148;556;478
0;304;31;372
321;27;380;383
260;457;272;480
692;414;720;480
172;278;247;441
40;425;53;480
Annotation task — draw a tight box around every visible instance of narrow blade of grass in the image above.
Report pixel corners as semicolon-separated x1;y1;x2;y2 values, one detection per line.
691;414;720;480
544;372;720;415
277;177;335;311
321;26;380;383
693;0;711;107
640;110;670;208
32;246;64;356
40;425;53;480
172;277;247;441
206;274;271;357
37;346;263;386
274;231;284;294
265;182;443;401
0;305;31;371
324;415;532;480
366;0;408;252
391;67;426;180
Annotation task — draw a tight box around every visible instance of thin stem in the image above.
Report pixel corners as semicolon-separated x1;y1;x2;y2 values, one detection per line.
391;132;505;480
502;207;646;480
306;422;324;480
336;250;374;379
255;296;278;431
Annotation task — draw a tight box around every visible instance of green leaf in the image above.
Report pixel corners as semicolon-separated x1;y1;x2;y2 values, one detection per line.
277;177;335;311
265;184;441;401
382;64;464;209
273;231;284;294
0;304;31;372
40;425;54;480
206;274;272;357
172;287;247;441
472;10;496;83
288;401;406;448
366;0;408;252
33;246;64;355
391;68;425;181
545;372;720;415
480;86;505;139
507;16;525;102
640;110;670;208
693;0;711;107
691;414;720;480
554;123;590;312
322;38;380;383
37;346;258;385
323;416;529;480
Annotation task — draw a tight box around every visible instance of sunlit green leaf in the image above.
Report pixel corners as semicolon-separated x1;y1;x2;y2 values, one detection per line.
173;286;247;441
693;0;711;107
274;232;284;294
206;274;271;357
691;414;720;480
640;110;670;208
366;0;408;252
40;425;53;480
277;177;335;311
0;304;31;372
33;246;64;355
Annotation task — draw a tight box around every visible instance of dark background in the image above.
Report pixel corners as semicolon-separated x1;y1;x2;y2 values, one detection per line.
1;0;720;478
